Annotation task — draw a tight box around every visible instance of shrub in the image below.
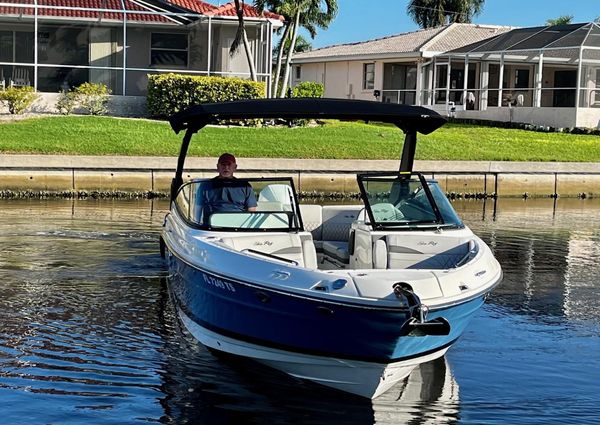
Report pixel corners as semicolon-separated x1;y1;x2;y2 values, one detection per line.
292;81;324;98
75;82;111;115
147;73;266;118
56;89;78;115
0;86;39;114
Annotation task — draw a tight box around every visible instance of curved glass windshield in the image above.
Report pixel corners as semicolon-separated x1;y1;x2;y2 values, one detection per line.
174;178;302;231
358;173;463;229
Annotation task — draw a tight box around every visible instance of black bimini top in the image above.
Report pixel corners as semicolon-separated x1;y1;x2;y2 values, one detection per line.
169;98;447;135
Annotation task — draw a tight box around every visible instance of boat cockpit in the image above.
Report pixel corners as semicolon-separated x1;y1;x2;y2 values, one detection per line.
171;173;475;272
173;177;303;232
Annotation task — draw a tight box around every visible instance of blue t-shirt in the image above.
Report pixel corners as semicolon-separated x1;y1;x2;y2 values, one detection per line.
199;178;257;218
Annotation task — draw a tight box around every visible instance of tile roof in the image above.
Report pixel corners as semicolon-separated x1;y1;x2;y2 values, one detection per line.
423;23;512;52
1;0;174;23
168;0;216;14
0;0;283;23
292;24;513;62
293;26;447;61
206;1;283;20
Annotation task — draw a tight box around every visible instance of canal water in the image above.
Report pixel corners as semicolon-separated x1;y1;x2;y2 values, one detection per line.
0;198;598;424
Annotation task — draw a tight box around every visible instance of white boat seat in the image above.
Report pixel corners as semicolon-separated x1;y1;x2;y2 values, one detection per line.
323;240;350;264
220;233;305;266
318;205;362;264
258;184;294;211
299;204;322;249
256;201;285;211
378;235;475;269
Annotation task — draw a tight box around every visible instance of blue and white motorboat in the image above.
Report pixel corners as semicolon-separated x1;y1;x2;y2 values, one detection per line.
161;98;502;398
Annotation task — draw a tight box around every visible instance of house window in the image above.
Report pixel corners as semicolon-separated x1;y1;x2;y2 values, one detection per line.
0;31;34;63
363;63;375;90
150;33;188;67
382;63;417;104
295;65;301;80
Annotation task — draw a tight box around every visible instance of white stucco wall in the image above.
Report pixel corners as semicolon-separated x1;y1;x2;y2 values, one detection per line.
321;61;350;98
295;59;384;101
214;23;265;79
433;105;599;129
577;108;600;128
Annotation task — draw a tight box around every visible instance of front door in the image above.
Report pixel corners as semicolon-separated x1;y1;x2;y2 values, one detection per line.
553;70;577;107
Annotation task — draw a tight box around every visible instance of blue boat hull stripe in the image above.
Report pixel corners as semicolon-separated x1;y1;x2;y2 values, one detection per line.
175;300;459;364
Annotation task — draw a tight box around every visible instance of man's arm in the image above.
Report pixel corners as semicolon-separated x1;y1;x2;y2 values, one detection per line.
246;184;258;211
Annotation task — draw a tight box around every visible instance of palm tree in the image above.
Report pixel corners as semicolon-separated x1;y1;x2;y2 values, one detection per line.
407;0;484;28
255;0;338;97
546;15;573;26
281;0;338;97
274;34;312;56
254;1;294;95
231;0;257;81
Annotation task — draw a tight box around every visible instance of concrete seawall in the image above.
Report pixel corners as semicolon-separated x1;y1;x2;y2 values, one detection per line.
1;155;599;198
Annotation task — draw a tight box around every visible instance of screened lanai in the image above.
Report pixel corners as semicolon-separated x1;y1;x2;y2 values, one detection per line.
0;0;282;96
425;23;600;128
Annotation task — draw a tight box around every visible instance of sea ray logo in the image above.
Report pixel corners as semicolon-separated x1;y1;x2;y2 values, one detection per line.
417;241;438;246
254;241;273;246
475;270;486;277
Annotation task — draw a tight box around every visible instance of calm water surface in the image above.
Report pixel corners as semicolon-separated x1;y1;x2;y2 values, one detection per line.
0;198;599;424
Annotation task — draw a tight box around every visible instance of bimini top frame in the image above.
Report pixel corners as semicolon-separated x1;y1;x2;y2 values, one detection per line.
168;98;447;201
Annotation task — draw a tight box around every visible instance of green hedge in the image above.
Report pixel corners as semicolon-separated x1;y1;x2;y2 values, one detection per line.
0;86;39;114
292;81;324;98
147;73;266;118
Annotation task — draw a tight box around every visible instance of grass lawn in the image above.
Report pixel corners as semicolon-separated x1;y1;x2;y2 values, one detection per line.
0;115;599;162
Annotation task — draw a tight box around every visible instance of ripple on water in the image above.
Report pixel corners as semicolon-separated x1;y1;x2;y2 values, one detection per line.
0;198;599;424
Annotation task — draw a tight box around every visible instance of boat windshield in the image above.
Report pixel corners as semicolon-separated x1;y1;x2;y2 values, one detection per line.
357;173;463;230
174;177;303;232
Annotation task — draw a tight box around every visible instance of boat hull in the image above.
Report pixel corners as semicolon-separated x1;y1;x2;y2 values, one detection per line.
178;307;450;398
166;250;487;397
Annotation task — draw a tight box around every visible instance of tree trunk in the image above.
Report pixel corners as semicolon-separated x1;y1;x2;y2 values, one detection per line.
232;0;257;81
242;29;257;81
279;10;300;98
272;23;291;97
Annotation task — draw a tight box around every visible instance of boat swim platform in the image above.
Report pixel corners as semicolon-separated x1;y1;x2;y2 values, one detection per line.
0;155;599;198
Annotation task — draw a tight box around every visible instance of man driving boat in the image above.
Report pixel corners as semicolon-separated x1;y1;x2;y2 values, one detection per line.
197;153;257;223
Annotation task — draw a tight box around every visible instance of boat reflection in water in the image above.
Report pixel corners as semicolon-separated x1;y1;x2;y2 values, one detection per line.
372;357;459;424
460;198;600;327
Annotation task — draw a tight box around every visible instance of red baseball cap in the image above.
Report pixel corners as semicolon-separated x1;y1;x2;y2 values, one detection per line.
218;153;236;164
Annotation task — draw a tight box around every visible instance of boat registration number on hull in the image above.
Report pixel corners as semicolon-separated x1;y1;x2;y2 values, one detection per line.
202;274;236;293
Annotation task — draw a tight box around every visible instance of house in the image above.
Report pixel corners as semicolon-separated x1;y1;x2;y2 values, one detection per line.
292;23;600;129
0;0;283;99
